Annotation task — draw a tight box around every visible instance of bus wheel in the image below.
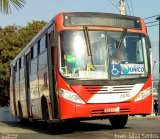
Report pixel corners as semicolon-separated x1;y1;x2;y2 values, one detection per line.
42;100;49;122
44;108;49;122
64;119;80;128
109;115;128;129
42;102;53;132
18;104;28;124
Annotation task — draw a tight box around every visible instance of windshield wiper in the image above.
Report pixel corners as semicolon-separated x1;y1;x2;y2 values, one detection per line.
83;26;92;56
83;26;95;69
117;28;127;48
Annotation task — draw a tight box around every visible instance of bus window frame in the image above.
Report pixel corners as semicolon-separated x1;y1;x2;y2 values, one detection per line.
39;35;47;54
37;34;48;71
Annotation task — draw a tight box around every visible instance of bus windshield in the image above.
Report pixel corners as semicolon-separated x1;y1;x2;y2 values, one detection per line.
59;30;149;80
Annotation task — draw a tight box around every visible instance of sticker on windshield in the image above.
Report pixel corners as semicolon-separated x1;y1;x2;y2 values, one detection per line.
110;64;121;76
65;55;76;63
110;64;145;76
121;64;144;74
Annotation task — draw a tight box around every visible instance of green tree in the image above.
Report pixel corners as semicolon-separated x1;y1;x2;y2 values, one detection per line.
0;21;46;106
0;0;25;14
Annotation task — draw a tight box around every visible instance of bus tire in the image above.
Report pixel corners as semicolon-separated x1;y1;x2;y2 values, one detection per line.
109;115;128;129
41;98;49;122
18;103;28;124
64;119;80;128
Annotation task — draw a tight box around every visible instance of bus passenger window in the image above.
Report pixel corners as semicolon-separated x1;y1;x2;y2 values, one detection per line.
16;61;19;71
15;62;17;71
40;35;47;53
38;41;40;55
44;72;48;88
34;43;38;58
21;56;24;67
10;67;12;76
19;58;21;69
31;47;34;60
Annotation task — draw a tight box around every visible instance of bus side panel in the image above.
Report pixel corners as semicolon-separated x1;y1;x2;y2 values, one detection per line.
10;66;18;117
30;72;42;119
19;67;28;118
30;55;41;119
10;75;16;116
31;50;50;119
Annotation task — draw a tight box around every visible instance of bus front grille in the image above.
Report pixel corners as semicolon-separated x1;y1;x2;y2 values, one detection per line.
84;85;135;94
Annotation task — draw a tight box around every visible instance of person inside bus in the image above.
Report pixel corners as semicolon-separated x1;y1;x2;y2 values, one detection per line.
64;54;77;73
60;33;78;75
65;41;81;75
111;48;127;64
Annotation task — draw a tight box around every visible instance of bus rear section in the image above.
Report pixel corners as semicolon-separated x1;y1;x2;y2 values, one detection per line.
10;12;152;129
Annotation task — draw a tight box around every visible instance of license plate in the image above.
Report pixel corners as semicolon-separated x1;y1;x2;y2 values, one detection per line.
104;107;120;113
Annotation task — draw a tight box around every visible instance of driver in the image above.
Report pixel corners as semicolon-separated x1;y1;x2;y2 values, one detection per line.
64;49;78;74
112;48;127;64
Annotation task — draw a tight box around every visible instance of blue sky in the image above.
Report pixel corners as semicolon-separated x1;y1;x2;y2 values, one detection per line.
0;0;159;42
0;0;160;77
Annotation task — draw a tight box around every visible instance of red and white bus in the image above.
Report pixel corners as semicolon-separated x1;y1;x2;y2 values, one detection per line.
10;12;152;128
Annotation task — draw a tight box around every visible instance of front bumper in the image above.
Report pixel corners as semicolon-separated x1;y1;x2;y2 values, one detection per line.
59;94;152;120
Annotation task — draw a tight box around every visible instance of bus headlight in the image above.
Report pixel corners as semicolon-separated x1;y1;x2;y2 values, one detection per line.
59;89;85;104
134;87;152;102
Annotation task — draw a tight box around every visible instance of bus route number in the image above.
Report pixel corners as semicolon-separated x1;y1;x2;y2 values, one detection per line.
120;93;130;98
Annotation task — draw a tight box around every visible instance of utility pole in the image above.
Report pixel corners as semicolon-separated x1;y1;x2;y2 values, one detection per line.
118;0;126;15
156;16;160;115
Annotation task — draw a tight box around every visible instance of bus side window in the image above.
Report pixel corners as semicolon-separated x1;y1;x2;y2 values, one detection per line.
31;43;38;60
44;72;48;88
20;56;25;80
31;44;38;75
19;58;21;81
15;62;19;82
19;58;21;69
21;56;24;67
14;62;17;74
12;65;16;83
34;43;38;58
38;35;48;70
49;31;55;47
40;35;47;53
10;67;12;76
31;47;34;60
38;41;40;55
38;51;47;70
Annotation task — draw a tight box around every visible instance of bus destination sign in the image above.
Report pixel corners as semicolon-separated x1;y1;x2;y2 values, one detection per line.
64;13;141;29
